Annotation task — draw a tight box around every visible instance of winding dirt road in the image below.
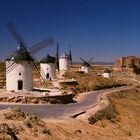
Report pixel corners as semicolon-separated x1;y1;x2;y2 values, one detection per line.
0;86;134;119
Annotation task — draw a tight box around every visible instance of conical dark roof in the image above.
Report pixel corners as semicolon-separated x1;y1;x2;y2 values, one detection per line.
104;68;111;73
82;62;90;67
40;54;55;63
6;48;34;61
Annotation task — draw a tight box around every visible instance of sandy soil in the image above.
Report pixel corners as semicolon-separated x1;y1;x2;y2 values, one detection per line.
0;64;140;139
41;86;140;140
0;86;139;140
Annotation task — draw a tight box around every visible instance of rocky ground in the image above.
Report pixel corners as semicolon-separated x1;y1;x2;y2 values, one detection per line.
0;88;75;104
0;108;52;140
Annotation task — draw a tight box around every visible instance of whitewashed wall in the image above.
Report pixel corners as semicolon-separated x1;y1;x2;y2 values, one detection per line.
6;61;33;91
40;63;56;80
81;66;89;73
59;58;69;71
103;73;111;78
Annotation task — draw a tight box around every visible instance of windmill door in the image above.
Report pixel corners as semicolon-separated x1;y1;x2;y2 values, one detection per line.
46;73;49;79
18;80;23;90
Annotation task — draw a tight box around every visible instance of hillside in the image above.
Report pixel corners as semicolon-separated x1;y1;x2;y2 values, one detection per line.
0;86;140;139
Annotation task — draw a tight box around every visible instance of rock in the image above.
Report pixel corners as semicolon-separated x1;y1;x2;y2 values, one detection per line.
75;129;82;134
42;128;51;135
15;98;22;103
0;123;18;140
4;108;27;121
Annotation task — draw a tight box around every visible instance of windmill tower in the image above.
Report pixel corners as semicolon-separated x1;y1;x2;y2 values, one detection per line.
102;68;111;78
40;55;56;80
6;22;54;91
55;42;59;71
6;47;34;91
80;57;93;73
69;45;72;66
59;53;69;75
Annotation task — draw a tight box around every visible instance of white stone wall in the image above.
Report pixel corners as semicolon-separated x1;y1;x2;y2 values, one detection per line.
59;58;69;71
40;63;56;80
81;66;89;73
103;73;111;78
6;61;33;91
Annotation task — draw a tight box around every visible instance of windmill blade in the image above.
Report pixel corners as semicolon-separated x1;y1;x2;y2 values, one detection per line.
6;61;15;72
35;60;48;82
69;45;72;66
6;63;19;74
7;22;28;53
31;55;48;80
0;62;21;89
40;67;48;81
55;42;59;70
29;36;54;51
80;57;91;67
88;57;94;63
33;58;52;83
31;54;38;61
0;61;15;76
30;61;47;85
80;57;87;63
29;36;54;55
55;42;59;59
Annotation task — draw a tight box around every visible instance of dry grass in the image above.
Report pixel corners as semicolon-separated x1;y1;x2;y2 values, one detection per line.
62;71;126;93
0;108;52;140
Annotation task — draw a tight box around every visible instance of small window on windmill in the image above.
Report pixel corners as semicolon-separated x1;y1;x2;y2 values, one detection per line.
19;73;21;75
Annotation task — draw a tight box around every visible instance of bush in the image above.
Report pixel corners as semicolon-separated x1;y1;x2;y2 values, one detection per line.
88;102;118;124
48;93;76;104
133;65;140;74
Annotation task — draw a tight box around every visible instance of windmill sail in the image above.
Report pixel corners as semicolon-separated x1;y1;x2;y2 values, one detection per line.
29;36;54;55
80;57;91;67
7;22;28;53
55;42;59;70
69;45;72;66
6;22;55;89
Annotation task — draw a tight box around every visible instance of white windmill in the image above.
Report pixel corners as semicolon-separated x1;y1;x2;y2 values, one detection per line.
59;53;69;71
6;47;34;91
5;22;54;91
102;68;111;78
79;57;93;73
40;55;56;80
